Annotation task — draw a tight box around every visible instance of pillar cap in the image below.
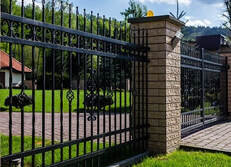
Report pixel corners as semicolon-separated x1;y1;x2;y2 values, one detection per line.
128;15;185;27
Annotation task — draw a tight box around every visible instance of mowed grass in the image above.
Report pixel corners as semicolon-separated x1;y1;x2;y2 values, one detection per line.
0;89;130;113
134;150;231;167
3;135;230;167
1;134;105;167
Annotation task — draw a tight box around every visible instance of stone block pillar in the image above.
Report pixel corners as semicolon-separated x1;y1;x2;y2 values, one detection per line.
129;16;184;154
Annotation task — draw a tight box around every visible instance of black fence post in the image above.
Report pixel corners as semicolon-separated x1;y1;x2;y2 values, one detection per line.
225;56;229;117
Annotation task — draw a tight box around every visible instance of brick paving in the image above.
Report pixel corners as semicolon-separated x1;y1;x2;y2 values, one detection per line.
0;112;130;142
181;121;231;153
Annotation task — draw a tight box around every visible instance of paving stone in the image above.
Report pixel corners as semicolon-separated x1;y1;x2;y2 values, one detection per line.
181;121;231;152
0;112;130;143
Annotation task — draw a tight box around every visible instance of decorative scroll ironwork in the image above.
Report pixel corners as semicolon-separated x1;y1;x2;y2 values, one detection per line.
66;90;74;102
181;42;200;58
4;92;33;108
85;58;114;121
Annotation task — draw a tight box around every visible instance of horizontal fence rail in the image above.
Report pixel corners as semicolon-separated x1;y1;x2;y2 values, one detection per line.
181;42;228;135
0;0;149;166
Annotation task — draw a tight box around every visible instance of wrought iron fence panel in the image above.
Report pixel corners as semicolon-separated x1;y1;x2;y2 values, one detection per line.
181;42;228;136
0;0;149;166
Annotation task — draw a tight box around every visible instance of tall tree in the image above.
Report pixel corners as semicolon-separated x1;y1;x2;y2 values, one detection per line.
224;0;231;31
120;0;147;19
1;0;17;13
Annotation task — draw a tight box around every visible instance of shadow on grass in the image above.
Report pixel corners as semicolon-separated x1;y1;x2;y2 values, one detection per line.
0;107;131;114
1;134;144;167
0;107;8;112
73;107;131;114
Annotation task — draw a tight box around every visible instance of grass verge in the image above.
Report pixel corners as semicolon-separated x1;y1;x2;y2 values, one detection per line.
133;150;231;167
1;134;104;167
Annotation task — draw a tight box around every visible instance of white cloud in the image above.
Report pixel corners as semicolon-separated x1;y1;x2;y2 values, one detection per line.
212;2;224;8
139;0;191;6
186;17;212;27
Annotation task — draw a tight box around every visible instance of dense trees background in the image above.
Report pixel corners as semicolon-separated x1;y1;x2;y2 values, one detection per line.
0;0;131;89
0;0;230;89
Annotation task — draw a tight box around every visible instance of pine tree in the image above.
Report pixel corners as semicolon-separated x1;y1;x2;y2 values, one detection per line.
120;0;147;19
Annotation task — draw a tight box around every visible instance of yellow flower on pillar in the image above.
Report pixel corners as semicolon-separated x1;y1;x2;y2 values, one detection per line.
147;10;154;17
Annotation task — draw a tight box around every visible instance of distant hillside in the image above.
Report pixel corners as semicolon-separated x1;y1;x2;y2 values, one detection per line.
182;26;230;41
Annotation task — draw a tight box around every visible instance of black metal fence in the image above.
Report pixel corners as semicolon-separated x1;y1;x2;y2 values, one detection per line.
0;0;149;166
181;42;228;135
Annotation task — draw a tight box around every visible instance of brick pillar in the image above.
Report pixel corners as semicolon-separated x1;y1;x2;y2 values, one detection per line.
129;16;184;154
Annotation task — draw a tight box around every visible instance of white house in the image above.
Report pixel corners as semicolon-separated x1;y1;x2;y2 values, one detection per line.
0;50;32;88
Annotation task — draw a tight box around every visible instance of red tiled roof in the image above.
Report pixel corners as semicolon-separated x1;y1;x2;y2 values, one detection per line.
0;50;32;73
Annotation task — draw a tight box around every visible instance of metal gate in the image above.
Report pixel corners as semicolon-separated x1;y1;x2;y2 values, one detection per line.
181;42;228;136
0;0;149;166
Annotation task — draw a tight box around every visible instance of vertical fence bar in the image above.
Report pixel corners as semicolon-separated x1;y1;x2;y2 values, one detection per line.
51;0;55;164
226;56;229;116
141;29;145;151
90;10;94;167
186;68;189;127
8;1;13;166
76;6;80;164
20;0;25;166
96;13;100;167
114;19;117;148
60;1;64;162
145;29;149;150
68;4;73;160
42;0;46;166
32;0;36;166
124;23;127;144
133;29;137;151
102;15;106;150
129;26;132;152
137;28;141;150
83;8;87;167
201;48;205;125
108;17;112;148
119;21;122;145
197;69;200;125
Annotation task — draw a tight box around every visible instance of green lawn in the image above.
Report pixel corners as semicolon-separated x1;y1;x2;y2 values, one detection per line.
3;135;231;167
1;134;105;167
0;89;130;113
134;150;231;167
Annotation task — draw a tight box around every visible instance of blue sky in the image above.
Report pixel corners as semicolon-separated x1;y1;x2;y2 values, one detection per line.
72;0;225;27
24;0;226;27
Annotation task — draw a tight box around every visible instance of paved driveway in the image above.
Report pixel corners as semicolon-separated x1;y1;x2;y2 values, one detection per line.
181;121;231;153
0;112;130;142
